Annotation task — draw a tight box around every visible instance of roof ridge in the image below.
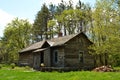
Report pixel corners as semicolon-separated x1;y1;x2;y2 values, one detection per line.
20;32;84;53
47;33;80;46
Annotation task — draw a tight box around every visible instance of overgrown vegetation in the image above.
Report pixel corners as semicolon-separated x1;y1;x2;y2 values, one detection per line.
89;0;120;67
0;64;32;71
10;63;16;69
0;18;32;63
0;69;120;80
0;64;120;80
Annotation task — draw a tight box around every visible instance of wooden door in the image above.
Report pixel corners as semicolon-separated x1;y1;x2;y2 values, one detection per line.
33;54;40;69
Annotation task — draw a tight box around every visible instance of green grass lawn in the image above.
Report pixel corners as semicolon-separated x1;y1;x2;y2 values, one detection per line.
0;66;120;80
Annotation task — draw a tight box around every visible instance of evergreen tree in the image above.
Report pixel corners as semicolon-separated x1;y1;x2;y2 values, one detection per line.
49;3;56;19
33;4;50;42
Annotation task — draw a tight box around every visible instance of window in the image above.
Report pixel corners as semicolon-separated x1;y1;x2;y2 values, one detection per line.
54;51;58;63
79;51;84;63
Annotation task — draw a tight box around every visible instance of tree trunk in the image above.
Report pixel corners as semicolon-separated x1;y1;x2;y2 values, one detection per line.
94;55;97;67
104;53;108;65
99;54;104;66
64;24;67;36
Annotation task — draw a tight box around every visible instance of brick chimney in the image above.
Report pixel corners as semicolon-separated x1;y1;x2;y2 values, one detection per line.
58;32;63;37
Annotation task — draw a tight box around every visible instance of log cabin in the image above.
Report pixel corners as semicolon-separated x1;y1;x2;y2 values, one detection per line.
19;32;94;71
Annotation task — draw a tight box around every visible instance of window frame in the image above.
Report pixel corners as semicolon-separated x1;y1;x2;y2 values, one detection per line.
79;51;84;63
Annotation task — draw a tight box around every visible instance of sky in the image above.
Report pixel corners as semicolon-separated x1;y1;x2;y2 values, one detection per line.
0;0;95;37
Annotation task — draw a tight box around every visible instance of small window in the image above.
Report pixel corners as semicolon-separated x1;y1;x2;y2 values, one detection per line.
54;51;58;63
79;51;84;63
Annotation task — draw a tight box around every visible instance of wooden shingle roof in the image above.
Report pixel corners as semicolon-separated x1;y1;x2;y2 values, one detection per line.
20;32;91;53
47;33;79;46
20;40;46;53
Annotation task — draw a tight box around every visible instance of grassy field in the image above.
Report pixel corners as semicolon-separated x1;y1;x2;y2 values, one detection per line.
0;67;120;80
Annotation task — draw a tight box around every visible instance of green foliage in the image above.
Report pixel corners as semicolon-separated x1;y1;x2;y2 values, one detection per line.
89;0;120;66
0;18;32;63
55;0;67;15
25;66;31;70
0;70;120;80
55;7;91;35
47;20;56;38
10;63;15;69
33;4;50;41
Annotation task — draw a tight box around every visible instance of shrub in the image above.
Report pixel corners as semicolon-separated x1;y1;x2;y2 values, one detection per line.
11;63;15;69
25;66;31;70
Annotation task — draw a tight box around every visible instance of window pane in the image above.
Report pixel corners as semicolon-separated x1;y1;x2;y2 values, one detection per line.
79;52;84;63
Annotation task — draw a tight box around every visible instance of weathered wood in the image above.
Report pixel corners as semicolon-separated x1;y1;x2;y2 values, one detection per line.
51;47;65;67
19;32;94;71
64;34;94;69
19;52;33;67
44;48;51;67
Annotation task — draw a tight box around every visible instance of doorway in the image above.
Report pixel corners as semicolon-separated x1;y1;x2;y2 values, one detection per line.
40;51;44;64
33;51;44;69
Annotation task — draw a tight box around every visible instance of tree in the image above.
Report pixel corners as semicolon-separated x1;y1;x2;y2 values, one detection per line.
67;0;73;10
56;0;67;15
76;0;92;32
33;4;50;42
55;7;92;35
0;18;32;63
49;3;56;19
89;0;120;66
47;20;56;38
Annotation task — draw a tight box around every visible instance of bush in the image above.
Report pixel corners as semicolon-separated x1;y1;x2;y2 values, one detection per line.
11;63;15;69
25;66;31;70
